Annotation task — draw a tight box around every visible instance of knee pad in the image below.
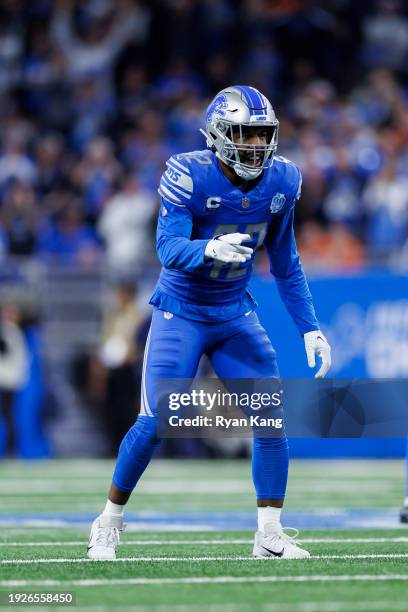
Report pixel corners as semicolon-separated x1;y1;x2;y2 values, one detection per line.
122;415;160;453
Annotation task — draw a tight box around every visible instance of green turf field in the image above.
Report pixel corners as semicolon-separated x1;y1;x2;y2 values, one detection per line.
0;459;407;611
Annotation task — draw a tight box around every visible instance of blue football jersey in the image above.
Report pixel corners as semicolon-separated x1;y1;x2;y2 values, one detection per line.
150;149;319;333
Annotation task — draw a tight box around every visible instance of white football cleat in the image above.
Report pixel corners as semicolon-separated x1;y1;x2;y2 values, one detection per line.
253;524;310;559
87;514;124;560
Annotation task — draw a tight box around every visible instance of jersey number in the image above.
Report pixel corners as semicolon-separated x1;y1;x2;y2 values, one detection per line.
209;223;267;279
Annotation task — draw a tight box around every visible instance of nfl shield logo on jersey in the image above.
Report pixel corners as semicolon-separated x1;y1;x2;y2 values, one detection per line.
270;193;286;213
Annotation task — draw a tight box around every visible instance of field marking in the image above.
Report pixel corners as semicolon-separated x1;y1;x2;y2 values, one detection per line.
48;604;408;612
0;521;218;531
1;574;408;587
1;536;408;547
2;553;408;565
0;510;406;532
58;604;408;612
56;604;408;612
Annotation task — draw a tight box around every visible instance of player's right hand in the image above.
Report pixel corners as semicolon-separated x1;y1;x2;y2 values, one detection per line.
205;233;253;264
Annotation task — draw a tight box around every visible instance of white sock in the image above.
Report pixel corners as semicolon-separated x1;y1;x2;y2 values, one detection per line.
258;506;281;532
103;499;125;517
404;496;408;508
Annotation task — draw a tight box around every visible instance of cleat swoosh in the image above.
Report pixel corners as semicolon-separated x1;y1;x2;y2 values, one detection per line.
260;545;284;557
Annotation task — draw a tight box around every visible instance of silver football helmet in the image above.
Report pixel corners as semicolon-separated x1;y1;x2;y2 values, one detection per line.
201;85;279;180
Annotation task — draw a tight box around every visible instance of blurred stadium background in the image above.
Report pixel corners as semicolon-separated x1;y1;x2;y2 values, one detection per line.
0;0;407;462
1;3;408;609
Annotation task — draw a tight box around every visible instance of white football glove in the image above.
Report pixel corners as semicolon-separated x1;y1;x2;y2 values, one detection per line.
304;330;331;379
205;233;253;264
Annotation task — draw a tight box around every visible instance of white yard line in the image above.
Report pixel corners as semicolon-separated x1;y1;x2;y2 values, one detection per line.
1;556;256;564
2;553;408;565
1;537;408;546
58;604;408;612
0;521;217;531
302;537;408;544
1;574;408;587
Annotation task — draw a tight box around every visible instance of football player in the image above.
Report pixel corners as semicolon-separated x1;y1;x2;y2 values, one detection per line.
87;86;331;559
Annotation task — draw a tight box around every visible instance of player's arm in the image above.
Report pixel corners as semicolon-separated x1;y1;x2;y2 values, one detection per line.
156;197;209;272
265;206;318;334
264;178;331;377
156;157;212;272
157;159;252;271
157;198;252;271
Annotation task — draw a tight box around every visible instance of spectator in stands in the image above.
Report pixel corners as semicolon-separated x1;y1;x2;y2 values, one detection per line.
0;303;29;457
98;173;156;275
35;134;65;196
72;136;121;223
117;64;152;125
51;0;150;87
70;76;114;153
98;279;144;452
0;294;49;459
0;223;7;259
37;200;101;264
0;2;23;94
120;110;172;191
1;181;39;256
362;158;408;258
0;128;37;187
167;92;206;152
153;57;206;105
298;221;366;271
21;21;66;119
362;0;408;72
322;147;365;234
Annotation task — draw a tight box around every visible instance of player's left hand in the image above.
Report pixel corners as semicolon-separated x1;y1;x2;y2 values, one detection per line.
304;330;331;379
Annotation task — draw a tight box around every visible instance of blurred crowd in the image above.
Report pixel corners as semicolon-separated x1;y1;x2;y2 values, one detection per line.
1;0;408;457
0;0;407;275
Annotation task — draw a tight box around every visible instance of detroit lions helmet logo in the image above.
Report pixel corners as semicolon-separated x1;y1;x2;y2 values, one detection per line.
206;94;229;124
270;193;286;213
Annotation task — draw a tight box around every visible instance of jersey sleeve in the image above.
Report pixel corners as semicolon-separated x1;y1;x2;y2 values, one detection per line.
284;158;303;211
264;199;320;336
157;156;195;207
156;157;207;272
292;167;302;206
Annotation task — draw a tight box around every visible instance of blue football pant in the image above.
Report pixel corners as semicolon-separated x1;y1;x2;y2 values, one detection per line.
112;308;289;501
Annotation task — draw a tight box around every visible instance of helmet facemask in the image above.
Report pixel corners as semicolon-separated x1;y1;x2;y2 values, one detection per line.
204;119;279;180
